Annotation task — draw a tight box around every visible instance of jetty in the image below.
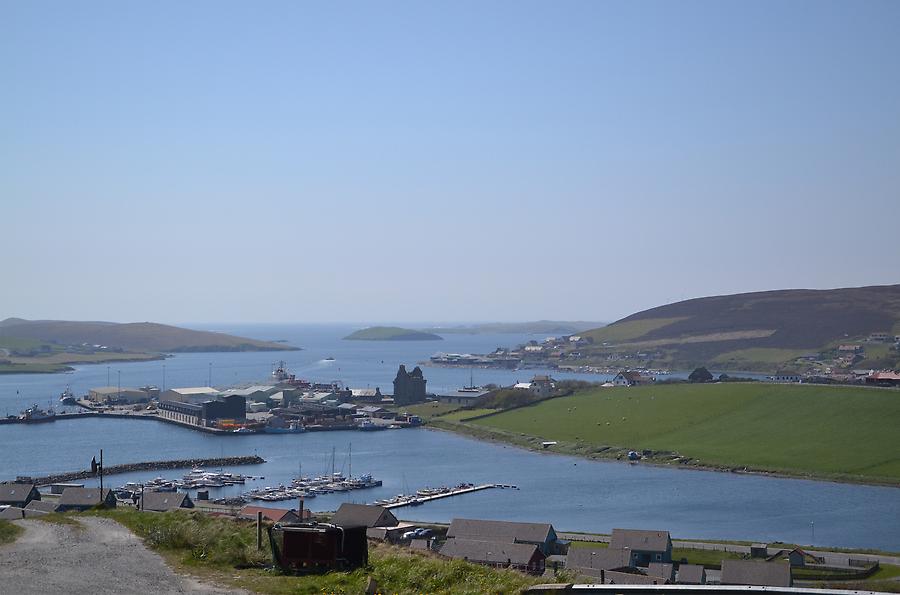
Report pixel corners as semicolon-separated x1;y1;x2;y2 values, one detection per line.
20;455;266;486
382;483;512;509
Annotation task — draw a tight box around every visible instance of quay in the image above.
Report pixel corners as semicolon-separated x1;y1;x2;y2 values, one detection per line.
383;483;508;509
20;455;266;486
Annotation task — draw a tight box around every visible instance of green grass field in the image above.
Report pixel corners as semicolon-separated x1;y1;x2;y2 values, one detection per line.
468;383;900;483
581;317;684;344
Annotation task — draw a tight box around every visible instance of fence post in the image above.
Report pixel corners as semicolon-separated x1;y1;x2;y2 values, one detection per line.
257;511;263;550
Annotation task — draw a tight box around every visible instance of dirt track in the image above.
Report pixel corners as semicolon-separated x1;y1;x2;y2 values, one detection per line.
0;517;247;594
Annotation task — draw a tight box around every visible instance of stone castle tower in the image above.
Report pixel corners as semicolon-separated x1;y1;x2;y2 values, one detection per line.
393;364;427;406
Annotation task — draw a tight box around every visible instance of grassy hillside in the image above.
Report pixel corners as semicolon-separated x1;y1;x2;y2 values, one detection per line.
422;321;605;335
344;326;443;341
578;284;900;371
0;318;297;353
467;383;900;484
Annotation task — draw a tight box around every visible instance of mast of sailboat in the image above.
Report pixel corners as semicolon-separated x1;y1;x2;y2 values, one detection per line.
349;443;352;479
331;446;335;478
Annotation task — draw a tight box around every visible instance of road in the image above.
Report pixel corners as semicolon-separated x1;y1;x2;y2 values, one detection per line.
0;517;247;594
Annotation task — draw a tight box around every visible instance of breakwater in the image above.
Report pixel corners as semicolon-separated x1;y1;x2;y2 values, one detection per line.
23;455;266;486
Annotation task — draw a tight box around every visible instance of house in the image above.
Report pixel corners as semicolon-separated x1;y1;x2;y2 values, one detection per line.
140;491;194;512
529;375;554;398
770;371;801;383
439;538;545;574
609;529;672;566
677;563;706;584
599;571;666;585
647;562;675;582
0;506;48;520
566;547;633;576
0;482;41;508
721;559;792;587
838;344;863;353
447;518;563;555
612;371;654;387
750;543;769;558
438;390;490;406
332;503;398;528
239;505;308;524
350;388;383;402
56;487;116;512
25;500;59;514
865;371;900;387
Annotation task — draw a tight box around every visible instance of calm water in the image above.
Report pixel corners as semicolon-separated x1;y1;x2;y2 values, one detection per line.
0;324;896;550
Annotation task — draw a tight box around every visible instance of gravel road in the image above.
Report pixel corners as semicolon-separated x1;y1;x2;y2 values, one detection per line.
0;517;248;594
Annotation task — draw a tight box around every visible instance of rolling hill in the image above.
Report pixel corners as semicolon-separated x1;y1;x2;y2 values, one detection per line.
579;284;900;371
0;318;298;353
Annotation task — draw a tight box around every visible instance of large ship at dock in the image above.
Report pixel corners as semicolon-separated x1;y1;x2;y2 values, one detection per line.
20;404;57;423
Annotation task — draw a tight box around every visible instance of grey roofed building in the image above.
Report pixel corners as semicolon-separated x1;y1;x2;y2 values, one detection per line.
602;570;666;585
0;506;48;520
439;538;545;573
0;482;41;507
566;547;633;573
57;487;116;511
647;562;675;582
609;528;672;565
721;559;792;587
677;563;707;584
332;503;398;528
140;491;194;512
447;518;559;554
25;500;59;514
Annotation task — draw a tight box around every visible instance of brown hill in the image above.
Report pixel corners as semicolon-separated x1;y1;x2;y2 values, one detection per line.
0;318;298;353
580;284;900;370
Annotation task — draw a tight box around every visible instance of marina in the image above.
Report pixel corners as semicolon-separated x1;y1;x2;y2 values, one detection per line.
375;482;516;509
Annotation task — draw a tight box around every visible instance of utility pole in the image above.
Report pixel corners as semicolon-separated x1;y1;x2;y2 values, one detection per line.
99;449;104;501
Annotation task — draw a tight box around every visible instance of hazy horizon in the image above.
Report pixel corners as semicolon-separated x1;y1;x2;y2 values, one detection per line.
3;1;898;324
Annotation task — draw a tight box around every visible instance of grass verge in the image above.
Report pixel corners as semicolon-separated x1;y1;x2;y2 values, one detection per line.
86;509;543;594
0;519;24;545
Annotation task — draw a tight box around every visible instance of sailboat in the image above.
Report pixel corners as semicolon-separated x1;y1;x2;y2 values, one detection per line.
458;369;481;392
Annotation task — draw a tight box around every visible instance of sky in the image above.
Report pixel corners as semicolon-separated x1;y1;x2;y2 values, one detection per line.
2;1;898;325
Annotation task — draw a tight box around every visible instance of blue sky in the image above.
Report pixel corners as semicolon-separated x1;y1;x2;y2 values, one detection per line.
2;1;898;324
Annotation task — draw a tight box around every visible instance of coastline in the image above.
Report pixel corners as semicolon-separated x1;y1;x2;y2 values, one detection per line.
425;418;900;489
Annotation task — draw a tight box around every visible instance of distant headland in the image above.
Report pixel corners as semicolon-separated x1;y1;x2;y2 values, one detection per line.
343;326;443;341
0;318;299;374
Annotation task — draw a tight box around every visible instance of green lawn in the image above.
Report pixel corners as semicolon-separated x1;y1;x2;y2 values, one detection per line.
469;383;900;483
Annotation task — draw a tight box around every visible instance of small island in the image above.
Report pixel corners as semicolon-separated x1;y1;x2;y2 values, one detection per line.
343;326;443;341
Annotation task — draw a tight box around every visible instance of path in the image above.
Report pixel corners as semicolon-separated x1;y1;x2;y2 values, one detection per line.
0;517;248;594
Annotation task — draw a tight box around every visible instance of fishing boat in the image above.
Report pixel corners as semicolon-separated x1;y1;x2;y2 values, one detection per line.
358;419;385;431
58;385;77;405
20;405;56;423
263;422;306;434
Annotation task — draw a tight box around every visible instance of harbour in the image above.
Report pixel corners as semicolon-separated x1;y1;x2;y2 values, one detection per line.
1;324;899;551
